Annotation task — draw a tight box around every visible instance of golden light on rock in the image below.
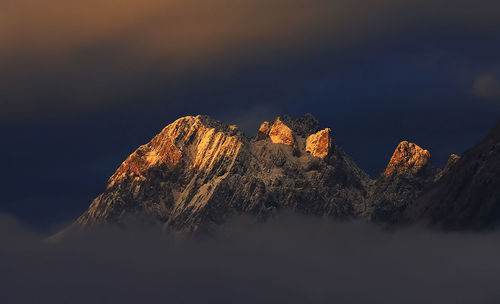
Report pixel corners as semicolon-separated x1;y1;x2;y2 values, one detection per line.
384;141;431;178
268;118;296;148
306;128;332;159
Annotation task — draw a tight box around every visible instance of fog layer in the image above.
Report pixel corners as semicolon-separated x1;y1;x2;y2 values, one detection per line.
1;213;500;303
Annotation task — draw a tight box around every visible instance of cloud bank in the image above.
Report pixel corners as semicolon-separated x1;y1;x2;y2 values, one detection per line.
2;0;500;119
2;213;500;304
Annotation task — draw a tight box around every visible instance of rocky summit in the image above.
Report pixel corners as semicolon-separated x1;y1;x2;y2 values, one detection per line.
384;141;433;178
76;114;369;233
369;141;437;223
70;114;500;234
306;128;333;159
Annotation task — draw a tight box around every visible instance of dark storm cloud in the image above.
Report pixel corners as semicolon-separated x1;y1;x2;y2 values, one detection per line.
2;0;500;120
2;213;500;304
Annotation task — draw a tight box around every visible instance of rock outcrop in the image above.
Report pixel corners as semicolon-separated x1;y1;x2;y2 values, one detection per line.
306;128;333;159
384;141;432;178
267;118;296;148
368;141;437;223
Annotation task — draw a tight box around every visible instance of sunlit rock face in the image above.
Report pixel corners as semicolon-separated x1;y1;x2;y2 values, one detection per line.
368;141;437;224
306;128;332;159
268;118;296;147
107;116;239;187
384;141;432;178
77;115;244;228
75;114;371;233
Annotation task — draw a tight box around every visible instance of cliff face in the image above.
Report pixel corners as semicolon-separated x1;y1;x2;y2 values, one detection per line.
77;116;245;229
77;114;370;233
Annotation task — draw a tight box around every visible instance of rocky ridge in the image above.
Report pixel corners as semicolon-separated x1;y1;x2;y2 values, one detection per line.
76;114;370;233
72;114;500;233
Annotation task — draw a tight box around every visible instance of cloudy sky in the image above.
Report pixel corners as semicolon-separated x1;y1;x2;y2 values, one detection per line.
1;0;500;229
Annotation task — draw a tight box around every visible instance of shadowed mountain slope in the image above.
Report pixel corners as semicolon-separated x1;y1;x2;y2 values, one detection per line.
405;121;500;229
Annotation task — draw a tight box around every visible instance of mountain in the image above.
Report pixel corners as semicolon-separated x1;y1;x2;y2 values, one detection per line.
368;141;437;223
76;114;370;233
70;114;500;233
405;121;500;229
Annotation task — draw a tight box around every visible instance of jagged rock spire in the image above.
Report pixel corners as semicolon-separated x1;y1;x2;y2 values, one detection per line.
255;117;296;148
384;141;432;178
255;114;322;150
306;128;333;159
268;118;296;147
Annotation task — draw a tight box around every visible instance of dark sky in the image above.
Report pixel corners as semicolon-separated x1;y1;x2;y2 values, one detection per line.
1;0;500;230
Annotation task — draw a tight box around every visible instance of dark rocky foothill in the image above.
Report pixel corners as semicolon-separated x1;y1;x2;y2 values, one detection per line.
405;121;500;230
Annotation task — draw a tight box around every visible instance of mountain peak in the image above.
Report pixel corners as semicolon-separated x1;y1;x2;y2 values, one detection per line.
384;141;432;178
73;114;371;232
65;116;500;234
103;114;243;189
268;117;296;147
256;117;297;148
